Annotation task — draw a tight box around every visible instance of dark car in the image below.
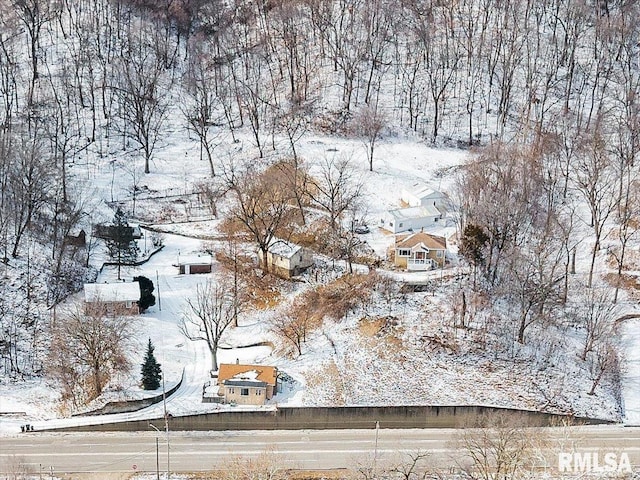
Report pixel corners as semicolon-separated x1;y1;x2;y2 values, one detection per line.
354;225;370;234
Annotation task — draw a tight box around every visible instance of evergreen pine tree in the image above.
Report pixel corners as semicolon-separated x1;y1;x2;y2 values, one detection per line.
141;339;162;390
105;207;139;279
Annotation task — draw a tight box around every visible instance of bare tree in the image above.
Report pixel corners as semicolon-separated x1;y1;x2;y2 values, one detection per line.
6;127;54;258
571;130;618;288
222;448;285;480
389;451;432;480
271;300;314;357
307;155;363;232
12;0;60;106
456;413;543;480
225;162;294;274
115;35;170;174
587;340;618;396
352;104;386;172
47;302;134;406
574;287;617;362
182;44;227;177
180;277;235;372
274;156;312;225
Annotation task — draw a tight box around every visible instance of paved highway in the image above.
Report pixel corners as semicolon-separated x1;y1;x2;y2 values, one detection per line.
1;426;639;477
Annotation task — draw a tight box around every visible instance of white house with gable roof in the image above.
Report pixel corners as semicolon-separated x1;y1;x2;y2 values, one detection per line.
401;183;450;210
380;204;444;234
380;183;449;234
258;238;313;278
83;282;140;315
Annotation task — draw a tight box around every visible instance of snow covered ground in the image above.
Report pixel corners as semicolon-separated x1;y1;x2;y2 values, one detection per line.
1;127;639;434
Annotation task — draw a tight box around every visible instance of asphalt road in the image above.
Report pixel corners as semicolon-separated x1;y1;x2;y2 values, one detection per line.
1;426;639;477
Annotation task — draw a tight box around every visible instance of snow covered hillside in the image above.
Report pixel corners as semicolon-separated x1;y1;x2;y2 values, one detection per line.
1;0;639;433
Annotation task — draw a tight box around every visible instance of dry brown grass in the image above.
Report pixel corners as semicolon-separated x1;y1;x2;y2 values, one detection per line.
314;274;373;320
358;316;405;357
304;358;345;405
603;272;640;301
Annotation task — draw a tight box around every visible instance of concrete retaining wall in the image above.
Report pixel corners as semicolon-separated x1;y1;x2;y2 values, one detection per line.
74;370;184;417
48;405;612;433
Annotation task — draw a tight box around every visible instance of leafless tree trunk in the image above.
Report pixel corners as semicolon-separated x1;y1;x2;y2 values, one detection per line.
271;308;311;357
352;104;386;171
571;130;618;288
6;126;54;258
47;301;134;405
180;278;235;372
114;33;170;174
574;287;617;362
307;155;363;232
224;162;294;274
456;413;545;480
182;44;227;177
587;340;618;396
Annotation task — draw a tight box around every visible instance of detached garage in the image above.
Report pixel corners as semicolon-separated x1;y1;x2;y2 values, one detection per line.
178;255;213;274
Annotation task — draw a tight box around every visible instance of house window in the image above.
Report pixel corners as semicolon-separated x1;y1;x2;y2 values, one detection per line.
399;222;403;228
256;389;262;395
241;388;249;396
436;251;443;258
434;217;438;222
398;249;411;257
229;388;235;394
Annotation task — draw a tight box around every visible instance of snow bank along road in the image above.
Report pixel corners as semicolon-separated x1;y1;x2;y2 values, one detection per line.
1;426;639;475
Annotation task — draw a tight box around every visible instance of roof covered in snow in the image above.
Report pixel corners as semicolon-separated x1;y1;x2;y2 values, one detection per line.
387;204;441;220
178;254;213;266
218;364;277;386
403;184;444;200
84;282;141;303
267;238;302;259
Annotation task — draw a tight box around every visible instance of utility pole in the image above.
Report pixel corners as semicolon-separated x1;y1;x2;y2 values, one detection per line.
156;270;161;311
163;371;170;479
373;421;379;474
149;424;160;480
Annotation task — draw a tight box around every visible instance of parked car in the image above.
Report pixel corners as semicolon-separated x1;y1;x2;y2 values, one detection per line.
354;225;370;234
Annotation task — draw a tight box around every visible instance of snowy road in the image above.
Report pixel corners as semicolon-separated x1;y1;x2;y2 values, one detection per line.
2;426;640;475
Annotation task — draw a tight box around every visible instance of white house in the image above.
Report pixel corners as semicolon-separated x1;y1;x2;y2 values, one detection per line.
401;184;449;210
83;282;141;315
380;204;443;234
258;238;313;278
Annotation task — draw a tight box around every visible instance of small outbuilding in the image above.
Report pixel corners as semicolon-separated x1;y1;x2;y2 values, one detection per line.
83;282;141;315
217;363;278;406
259;239;313;278
178;254;213;275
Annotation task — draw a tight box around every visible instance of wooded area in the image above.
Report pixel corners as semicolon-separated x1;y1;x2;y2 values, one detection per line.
0;0;637;408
